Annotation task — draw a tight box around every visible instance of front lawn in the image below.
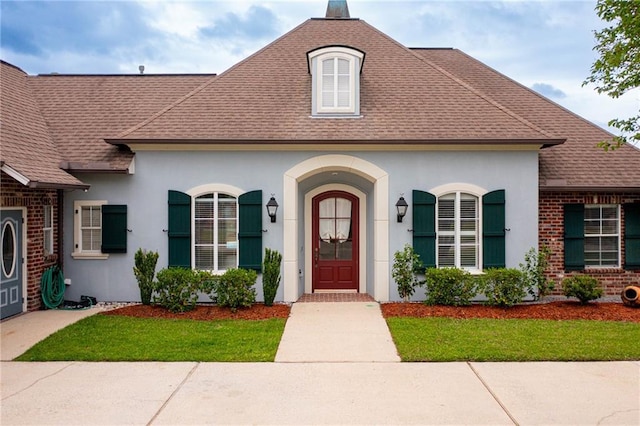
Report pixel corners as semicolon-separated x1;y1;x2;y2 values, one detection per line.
386;317;640;361
16;314;286;362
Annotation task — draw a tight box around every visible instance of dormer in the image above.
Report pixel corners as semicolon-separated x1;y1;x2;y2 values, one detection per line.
307;46;365;117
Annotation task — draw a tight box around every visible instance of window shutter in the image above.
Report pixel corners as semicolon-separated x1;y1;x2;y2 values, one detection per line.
412;190;436;268
101;205;127;253
168;190;191;268
564;203;584;271
239;190;263;271
482;190;505;269
624;203;640;270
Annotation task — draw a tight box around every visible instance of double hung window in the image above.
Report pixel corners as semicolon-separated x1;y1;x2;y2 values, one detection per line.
194;193;238;272
437;193;479;269
584;205;619;267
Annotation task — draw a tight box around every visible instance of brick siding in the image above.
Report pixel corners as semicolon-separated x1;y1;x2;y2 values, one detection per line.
539;191;640;296
1;172;61;312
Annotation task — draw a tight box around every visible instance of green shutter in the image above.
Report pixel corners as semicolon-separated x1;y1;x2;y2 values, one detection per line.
101;205;127;253
239;190;263;271
168;190;191;268
412;190;436;268
564;204;584;271
624;203;640;270
483;190;505;269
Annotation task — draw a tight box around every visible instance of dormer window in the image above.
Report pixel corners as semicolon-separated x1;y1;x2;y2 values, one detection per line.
307;46;365;116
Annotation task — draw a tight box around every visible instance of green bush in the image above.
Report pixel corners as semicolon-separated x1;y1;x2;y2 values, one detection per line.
133;249;159;305
392;244;423;301
262;248;282;307
153;268;211;313
562;275;603;304
520;246;554;300
479;268;527;307
216;268;257;312
423;267;477;306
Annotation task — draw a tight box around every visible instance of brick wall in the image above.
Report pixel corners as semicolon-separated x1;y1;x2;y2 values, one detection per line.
539;191;640;296
1;172;60;312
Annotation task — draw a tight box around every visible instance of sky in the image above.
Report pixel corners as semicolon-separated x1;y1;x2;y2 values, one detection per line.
1;0;638;136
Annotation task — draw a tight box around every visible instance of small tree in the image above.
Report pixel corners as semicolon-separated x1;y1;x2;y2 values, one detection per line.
392;244;423;302
520;246;554;300
133;249;159;305
262;248;282;307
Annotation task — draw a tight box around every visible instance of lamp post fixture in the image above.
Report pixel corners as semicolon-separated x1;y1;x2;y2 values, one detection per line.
266;195;279;223
395;195;408;223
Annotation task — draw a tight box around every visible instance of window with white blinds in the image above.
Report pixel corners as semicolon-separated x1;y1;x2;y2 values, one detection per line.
584;204;619;267
195;193;238;272
321;57;351;109
437;193;479;269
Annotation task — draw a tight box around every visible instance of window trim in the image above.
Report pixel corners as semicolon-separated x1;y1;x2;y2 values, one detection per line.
308;46;364;116
72;200;108;260
584;204;621;269
43;204;53;257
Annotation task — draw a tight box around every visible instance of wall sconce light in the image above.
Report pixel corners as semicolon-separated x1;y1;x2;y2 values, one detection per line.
395;195;408;223
266;195;279;223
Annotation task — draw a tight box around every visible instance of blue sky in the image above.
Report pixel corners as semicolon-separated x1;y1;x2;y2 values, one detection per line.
1;0;638;135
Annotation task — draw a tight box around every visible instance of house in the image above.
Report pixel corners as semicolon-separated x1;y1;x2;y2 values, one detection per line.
1;0;639;319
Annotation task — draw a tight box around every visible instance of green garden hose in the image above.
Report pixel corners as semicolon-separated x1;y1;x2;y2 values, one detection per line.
41;265;66;309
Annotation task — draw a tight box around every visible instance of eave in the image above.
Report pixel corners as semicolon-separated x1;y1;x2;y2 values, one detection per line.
1;162;90;190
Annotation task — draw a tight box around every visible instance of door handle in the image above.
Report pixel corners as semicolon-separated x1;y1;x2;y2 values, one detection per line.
314;248;319;267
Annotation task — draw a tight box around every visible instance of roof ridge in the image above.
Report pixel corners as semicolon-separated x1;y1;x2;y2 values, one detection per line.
116;19;313;139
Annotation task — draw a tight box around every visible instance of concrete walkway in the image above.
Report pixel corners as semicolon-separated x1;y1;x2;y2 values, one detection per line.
275;302;400;362
1;306;639;425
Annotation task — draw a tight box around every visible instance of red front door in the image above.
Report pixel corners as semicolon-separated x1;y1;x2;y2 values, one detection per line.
312;191;359;292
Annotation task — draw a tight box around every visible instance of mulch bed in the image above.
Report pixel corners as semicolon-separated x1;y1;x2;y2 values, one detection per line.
381;301;640;322
101;300;640;322
101;303;291;321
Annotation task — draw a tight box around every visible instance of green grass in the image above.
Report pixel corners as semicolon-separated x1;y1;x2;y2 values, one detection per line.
16;314;286;362
386;317;640;362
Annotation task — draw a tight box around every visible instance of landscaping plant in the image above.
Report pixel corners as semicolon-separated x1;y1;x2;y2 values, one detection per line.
479;268;527;307
520;246;554;300
133;248;159;305
153;268;212;313
262;248;282;307
215;268;257;312
423;267;477;306
562;274;603;304
392;244;423;301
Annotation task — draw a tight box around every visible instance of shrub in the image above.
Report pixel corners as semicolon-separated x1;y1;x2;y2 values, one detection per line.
423;267;477;306
520;246;554;300
479;268;527;307
262;248;282;307
562;275;603;304
133;249;159;305
216;268;257;312
392;244;423;301
153;268;211;313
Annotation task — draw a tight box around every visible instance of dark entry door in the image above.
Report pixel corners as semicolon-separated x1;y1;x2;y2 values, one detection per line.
312;191;359;292
1;210;23;319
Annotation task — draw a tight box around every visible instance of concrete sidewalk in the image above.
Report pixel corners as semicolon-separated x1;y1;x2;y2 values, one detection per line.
1;306;639;425
2;361;638;425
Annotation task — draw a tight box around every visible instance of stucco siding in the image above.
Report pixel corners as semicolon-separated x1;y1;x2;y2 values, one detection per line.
63;149;538;302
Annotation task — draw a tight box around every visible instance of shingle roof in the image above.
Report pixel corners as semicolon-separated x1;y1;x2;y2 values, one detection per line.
116;19;560;145
0;61;86;189
27;73;213;172
413;48;640;191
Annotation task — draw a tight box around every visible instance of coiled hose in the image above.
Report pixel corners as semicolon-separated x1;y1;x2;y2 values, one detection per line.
41;265;65;309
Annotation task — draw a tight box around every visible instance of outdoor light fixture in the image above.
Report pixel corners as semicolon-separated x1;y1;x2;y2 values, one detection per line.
266;195;279;223
395;195;408;223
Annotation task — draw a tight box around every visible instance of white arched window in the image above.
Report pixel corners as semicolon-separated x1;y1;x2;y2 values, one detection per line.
437;192;479;270
308;46;364;116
